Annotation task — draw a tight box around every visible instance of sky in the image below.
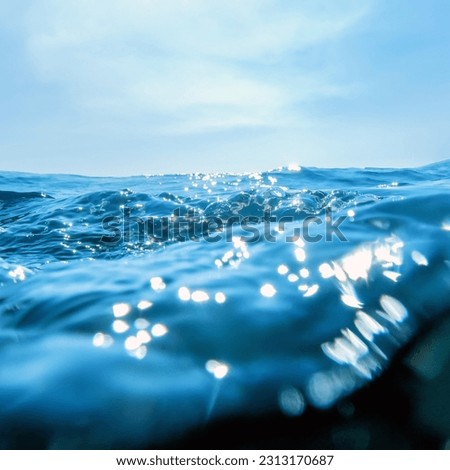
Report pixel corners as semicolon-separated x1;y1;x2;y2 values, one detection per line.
0;0;450;176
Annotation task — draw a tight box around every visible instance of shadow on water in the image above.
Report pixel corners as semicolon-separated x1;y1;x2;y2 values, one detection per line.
168;313;450;450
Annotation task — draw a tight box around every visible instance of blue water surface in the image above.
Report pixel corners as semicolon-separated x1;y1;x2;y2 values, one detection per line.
0;161;449;448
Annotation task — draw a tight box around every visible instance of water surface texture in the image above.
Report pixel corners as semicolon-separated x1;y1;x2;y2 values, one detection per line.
0;162;450;449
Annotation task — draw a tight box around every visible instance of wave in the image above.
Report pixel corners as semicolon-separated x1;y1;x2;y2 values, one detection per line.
0;161;449;448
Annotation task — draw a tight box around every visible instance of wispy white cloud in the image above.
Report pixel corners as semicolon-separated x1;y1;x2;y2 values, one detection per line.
24;0;371;133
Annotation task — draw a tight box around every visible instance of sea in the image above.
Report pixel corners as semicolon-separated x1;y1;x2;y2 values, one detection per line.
0;161;449;449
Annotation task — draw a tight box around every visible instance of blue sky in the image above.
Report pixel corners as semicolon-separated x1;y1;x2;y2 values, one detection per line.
1;0;449;176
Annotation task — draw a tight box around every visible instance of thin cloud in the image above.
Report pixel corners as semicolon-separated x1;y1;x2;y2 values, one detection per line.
24;0;371;133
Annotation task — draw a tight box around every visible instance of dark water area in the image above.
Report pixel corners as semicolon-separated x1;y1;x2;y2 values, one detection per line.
0;161;449;449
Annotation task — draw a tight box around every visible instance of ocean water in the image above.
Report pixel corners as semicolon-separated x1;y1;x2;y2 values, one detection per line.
0;161;450;449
